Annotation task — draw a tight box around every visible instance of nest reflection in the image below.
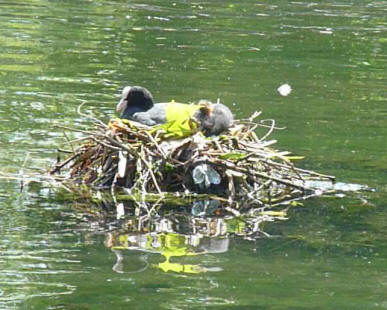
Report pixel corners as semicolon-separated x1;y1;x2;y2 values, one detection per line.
97;200;287;274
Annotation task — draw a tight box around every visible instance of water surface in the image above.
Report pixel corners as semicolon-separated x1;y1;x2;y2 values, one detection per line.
0;0;386;309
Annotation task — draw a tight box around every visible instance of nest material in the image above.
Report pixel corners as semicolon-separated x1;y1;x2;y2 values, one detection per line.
50;112;335;208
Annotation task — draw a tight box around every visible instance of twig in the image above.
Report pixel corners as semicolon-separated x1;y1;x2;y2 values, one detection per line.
53;124;97;135
211;159;309;191
77;101;109;129
50;153;80;174
259;119;276;141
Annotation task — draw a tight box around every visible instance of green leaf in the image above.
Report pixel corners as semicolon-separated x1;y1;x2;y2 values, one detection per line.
219;152;248;160
152;119;198;139
164;162;176;172
284;155;305;161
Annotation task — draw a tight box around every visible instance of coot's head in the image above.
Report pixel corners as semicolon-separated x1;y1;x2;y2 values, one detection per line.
116;86;154;117
195;100;234;136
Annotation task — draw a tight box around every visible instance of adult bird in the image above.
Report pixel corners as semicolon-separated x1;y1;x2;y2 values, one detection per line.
116;86;233;136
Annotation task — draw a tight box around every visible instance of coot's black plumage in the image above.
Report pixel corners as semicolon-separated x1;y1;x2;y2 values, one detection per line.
116;86;154;119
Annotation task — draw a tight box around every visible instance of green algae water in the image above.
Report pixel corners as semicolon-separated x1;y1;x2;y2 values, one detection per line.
0;1;386;309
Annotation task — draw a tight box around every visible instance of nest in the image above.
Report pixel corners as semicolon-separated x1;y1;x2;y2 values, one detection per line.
50;111;335;209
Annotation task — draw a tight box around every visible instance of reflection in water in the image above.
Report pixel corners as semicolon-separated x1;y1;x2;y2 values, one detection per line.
101;200;287;274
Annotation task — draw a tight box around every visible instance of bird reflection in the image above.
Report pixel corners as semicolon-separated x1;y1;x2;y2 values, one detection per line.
100;200;287;274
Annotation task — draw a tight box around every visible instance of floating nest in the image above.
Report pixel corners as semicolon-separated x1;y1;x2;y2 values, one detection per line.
50;111;335;210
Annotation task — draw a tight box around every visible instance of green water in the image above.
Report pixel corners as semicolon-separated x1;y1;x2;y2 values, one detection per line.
0;0;386;309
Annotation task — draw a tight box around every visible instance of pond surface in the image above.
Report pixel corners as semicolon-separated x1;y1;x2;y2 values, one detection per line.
0;0;386;309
